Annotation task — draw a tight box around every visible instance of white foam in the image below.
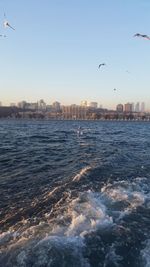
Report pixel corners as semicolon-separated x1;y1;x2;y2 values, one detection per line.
102;187;129;202
16;236;91;267
1;177;149;266
64;191;113;237
101;179;147;214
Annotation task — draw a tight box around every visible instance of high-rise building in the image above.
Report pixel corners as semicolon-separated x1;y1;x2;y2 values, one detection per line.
131;103;134;112
116;104;123;112
135;102;140;112
124;103;133;112
141;102;145;112
0;102;2;107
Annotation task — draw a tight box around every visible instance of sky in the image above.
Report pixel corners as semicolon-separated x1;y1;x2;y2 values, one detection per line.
0;0;150;109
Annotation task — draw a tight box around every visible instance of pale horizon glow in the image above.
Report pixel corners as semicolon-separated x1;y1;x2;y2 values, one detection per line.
0;0;150;109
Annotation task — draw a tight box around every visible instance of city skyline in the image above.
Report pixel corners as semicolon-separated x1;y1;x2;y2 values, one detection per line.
0;98;147;112
0;0;150;107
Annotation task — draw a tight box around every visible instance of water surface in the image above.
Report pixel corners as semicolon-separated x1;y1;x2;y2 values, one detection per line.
0;120;150;267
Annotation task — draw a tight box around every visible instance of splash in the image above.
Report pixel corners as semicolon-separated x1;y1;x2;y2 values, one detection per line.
65;191;113;237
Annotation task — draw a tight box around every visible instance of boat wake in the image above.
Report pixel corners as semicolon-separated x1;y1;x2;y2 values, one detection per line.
0;174;150;267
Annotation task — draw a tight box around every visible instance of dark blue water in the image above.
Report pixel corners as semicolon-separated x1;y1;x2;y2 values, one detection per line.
0;120;150;267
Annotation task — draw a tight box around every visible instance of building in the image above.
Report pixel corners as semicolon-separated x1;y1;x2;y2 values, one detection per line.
80;100;87;107
141;102;145;112
116;104;123;112
124;103;133;112
28;103;38;110
10;103;16;107
52;101;61;111
18;101;27;109
0;102;2;107
18;101;38;110
131;103;134;112
62;105;87;119
88;102;98;109
38;99;46;110
135;102;140;112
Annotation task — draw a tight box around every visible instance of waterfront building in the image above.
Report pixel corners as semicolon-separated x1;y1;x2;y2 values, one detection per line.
62;105;87;119
52;101;61;111
10;103;16;107
141;102;145;112
88;102;98;109
124;103;133;112
46;105;52;111
80;100;87;107
135;102;140;112
131;103;134;112
116;104;123;112
18;101;27;109
28;103;38;110
18;101;38;110
38;99;46;110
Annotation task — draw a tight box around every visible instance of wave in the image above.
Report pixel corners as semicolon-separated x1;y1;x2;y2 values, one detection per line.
141;239;150;267
72;167;92;182
0;176;149;266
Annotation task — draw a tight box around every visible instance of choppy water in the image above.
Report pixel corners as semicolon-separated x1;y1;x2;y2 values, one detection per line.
0;120;150;267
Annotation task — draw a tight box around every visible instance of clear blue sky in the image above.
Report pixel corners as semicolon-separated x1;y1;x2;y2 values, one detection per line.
0;0;150;109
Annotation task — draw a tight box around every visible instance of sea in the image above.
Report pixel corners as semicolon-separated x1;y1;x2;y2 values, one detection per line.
0;119;150;267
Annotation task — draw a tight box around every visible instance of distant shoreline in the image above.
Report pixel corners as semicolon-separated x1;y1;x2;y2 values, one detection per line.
0;118;150;122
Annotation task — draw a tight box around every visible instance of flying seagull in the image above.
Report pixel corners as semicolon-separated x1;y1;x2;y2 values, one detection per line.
98;63;106;69
3;13;15;30
113;88;117;91
0;34;6;38
4;20;15;30
134;33;150;40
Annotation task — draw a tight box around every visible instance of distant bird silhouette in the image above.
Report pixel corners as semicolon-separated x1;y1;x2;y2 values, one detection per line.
98;63;106;69
134;33;150;40
3;13;15;30
113;88;117;91
0;34;6;38
4;20;15;30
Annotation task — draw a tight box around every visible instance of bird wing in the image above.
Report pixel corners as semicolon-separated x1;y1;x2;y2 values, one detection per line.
134;33;150;40
99;63;106;68
4;21;15;30
8;23;15;30
144;35;150;40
